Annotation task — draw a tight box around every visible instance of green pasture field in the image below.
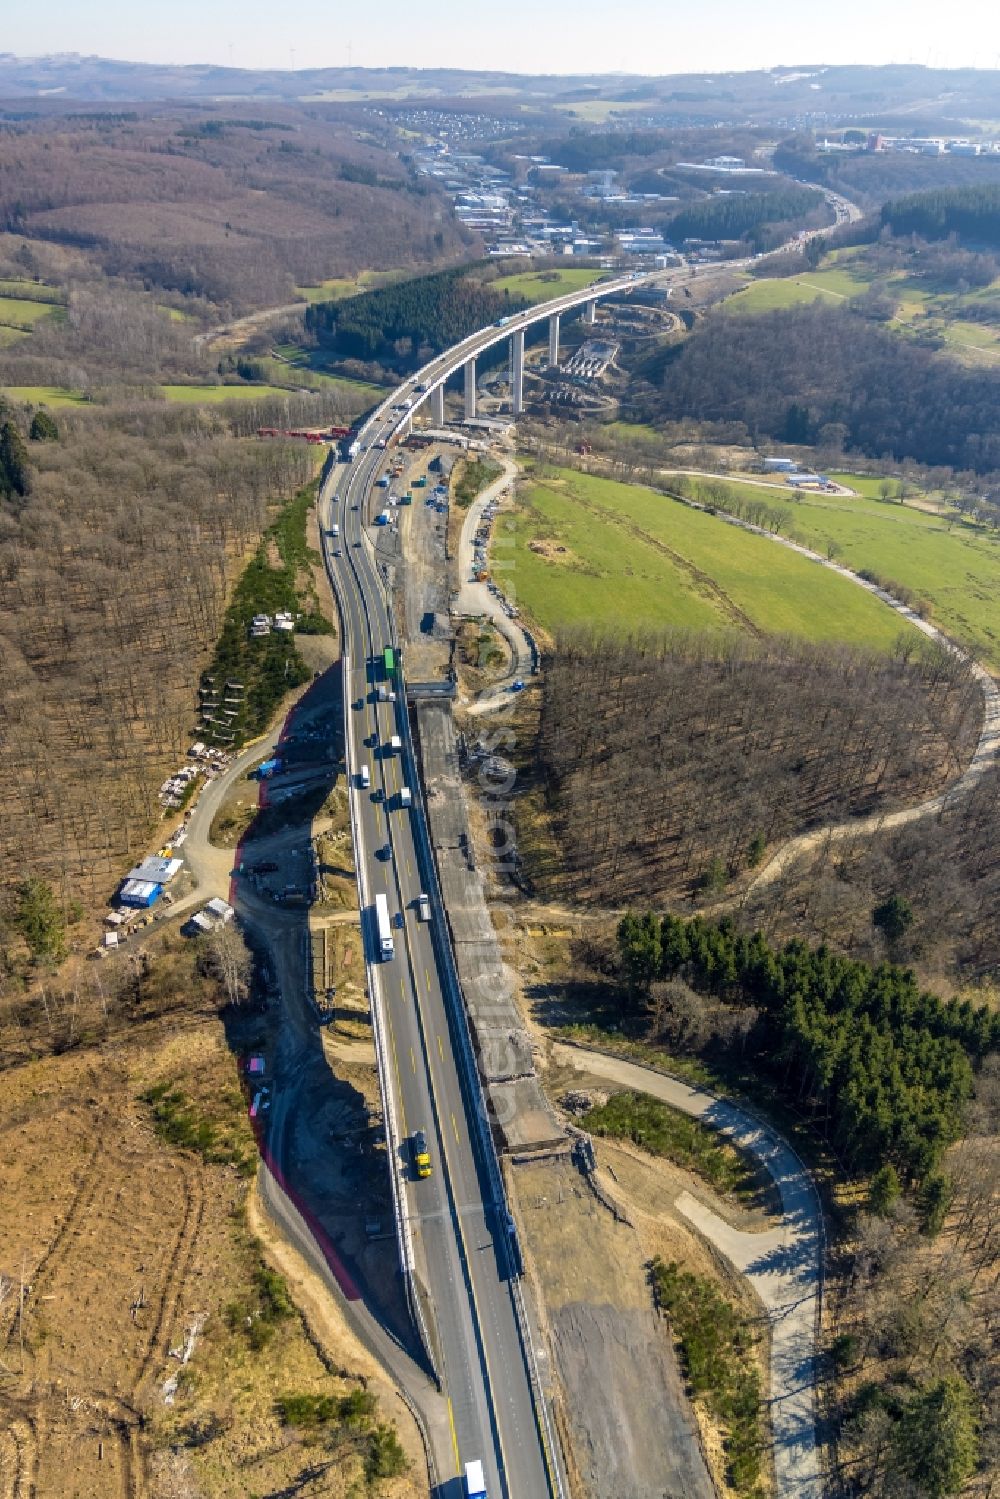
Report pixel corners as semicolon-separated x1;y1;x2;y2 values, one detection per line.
157;304;196;323
490;267;604;303
2;385;88;407
767;489;1000;667
679;472;1000;666
729;253;1000;358
262;354;386;402
159;384;295;403
0;279;65;304
0;297;63;330
509;467;912;648
724;278;838;313
294;269;408;304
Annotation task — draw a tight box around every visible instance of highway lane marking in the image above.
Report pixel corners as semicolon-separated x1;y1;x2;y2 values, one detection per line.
387;1017;409;1134
407;858;412;877
431;1088;515;1495
447;1398;462;1477
437;1033;444;1060
427;970;432;994
451;1111;460;1144
410;1046;416;1074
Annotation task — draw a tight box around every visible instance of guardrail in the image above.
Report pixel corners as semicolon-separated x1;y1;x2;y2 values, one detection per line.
354;272;647;449
330;627;441;1387
390;642;566;1499
337;385;573;1495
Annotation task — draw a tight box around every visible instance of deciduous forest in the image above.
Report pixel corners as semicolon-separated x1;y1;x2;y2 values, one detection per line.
522;631;980;904
0;107;472;313
646;301;1000;472
0;398;327;916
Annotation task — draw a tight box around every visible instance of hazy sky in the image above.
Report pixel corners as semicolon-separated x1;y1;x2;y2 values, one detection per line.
7;0;1000;76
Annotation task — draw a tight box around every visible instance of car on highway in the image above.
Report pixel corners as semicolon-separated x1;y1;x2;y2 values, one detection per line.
377;842;392;861
411;1129;432;1179
416;893;431;922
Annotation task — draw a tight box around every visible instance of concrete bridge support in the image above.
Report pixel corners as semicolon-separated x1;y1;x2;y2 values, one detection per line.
464;359;477;420
511;328;525;415
548;312;560;368
584;299;597;325
431;384;445;426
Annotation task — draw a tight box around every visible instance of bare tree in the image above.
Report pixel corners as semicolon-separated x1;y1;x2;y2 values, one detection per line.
204;923;252;1008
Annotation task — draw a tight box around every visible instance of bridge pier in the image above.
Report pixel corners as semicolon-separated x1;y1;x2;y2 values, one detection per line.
584;299;597;325
464;359;477;420
431;384;445;425
511;328;525;415
548;312;560;368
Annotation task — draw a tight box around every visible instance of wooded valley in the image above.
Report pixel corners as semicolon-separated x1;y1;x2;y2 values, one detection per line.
521;631;980;905
0;106;472;314
0;400;324;919
646;301;1000;472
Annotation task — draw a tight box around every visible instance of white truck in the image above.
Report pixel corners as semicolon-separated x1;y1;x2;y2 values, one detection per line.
359;765;370;790
388;734;402;755
374;892;394;961
398;786;412;808
464;1460;487;1499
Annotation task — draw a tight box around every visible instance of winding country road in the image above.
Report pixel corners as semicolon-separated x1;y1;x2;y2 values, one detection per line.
552;1041;825;1499
713;518;1000;891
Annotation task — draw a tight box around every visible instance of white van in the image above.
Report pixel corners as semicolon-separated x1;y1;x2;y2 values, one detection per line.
359;766;370;789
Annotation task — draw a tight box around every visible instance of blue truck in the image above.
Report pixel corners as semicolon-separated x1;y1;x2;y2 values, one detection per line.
252;757;282;780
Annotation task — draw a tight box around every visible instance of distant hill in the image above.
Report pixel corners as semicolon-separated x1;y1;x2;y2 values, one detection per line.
1;56;999;126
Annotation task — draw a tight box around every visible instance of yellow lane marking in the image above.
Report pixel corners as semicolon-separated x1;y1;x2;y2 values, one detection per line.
426;970;432;993
437;1033;444;1060
400;978;406;1001
407;858;412;877
447;1398;462;1477
387;1019;408;1134
410;1046;416;1074
451;1112;460;1144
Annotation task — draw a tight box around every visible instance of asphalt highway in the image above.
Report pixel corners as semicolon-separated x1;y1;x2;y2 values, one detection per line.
323;435;549;1498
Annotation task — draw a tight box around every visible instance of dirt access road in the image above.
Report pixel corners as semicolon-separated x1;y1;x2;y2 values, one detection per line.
721;517;1000;893
454;456;537;713
553;1041;824;1499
